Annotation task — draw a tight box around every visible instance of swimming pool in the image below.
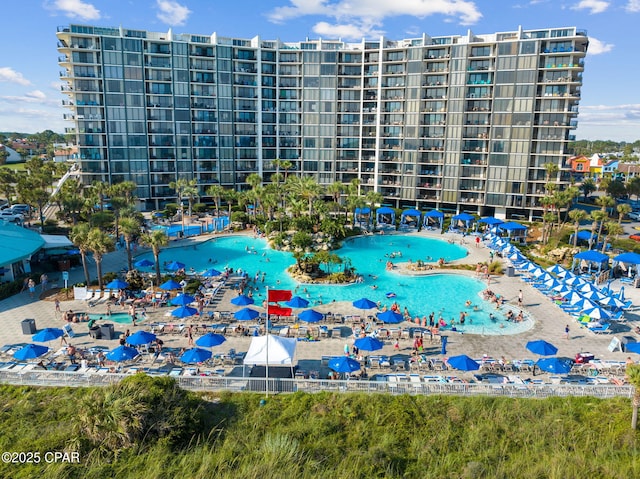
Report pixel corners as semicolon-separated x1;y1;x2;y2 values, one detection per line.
88;313;133;324
136;234;532;335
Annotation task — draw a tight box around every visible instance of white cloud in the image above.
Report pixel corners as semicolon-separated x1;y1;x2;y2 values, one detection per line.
626;0;640;11
25;90;47;100
575;103;640;141
571;0;609;14
268;0;482;39
1;91;58;106
587;37;614;55
0;67;31;86
156;0;191;26
51;0;101;20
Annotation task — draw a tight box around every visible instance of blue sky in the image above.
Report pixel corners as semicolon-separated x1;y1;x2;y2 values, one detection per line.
0;0;638;141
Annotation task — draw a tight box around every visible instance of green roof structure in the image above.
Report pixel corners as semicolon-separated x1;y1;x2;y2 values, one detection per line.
0;223;45;265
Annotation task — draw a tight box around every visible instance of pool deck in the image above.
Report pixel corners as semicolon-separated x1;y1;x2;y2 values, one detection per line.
0;228;639;377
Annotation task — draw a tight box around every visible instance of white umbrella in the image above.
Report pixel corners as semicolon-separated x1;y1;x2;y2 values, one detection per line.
578;282;599;294
563;291;585;303
598;295;627;309
531;267;546;278
571;297;598;311
556;269;575;279
547;264;567;275
524;262;539;272
543;278;562;289
551;283;572;294
581;306;612;320
580;289;607;301
564;276;587;287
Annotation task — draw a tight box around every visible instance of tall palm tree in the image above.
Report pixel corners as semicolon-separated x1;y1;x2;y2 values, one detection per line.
70;222;92;286
627;364;640;429
617;203;632;224
119;216;141;272
287;176;323;217
206;185;225;219
601;221;623;254
87;228;115;291
140;230;169;286
568;209;588;247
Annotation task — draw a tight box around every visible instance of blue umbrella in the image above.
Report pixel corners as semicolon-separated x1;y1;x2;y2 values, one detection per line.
106;345;140;362
231;294;254;306
126;330;157;346
180;347;212;364
106;279;129;290
234;307;260;321
171;306;199;318
354;336;384;352
536;357;573;374
32;328;64;343
13;343;49;361
165;261;186;271
446;354;480;371
377;310;404;324
298;309;324;323
170;294;196;306
134;259;154;268
526;340;558;356
353;297;377;311
328;356;361;373
581;306;612;320
201;268;222;277
160;279;182;290
286;296;310;308
195;333;227;348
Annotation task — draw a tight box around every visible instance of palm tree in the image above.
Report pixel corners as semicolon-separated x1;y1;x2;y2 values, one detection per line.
206;185;225;219
140;230;169;286
601;221;623;254
589;210;607;249
87;228;115;291
568;209;588;247
617;203;632;224
119;216;141;272
627;364;640;429
70;223;92;286
287;176;323;217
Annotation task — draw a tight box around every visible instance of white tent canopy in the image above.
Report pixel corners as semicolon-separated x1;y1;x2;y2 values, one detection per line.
243;334;297;366
40;234;74;249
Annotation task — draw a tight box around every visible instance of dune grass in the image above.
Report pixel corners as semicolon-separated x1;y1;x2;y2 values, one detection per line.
0;377;638;478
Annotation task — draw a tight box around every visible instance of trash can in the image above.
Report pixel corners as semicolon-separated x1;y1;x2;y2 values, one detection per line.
506;266;515;277
89;326;102;339
21;318;36;335
100;323;115;340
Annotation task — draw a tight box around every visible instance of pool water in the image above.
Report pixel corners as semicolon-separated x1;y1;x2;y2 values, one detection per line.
136;235;532;335
88;313;133;324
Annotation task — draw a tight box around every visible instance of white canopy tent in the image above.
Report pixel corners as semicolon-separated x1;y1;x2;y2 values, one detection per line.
243;334;297;366
40;234;74;250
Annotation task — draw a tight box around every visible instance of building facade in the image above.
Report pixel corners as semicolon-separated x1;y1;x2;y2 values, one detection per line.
57;25;588;218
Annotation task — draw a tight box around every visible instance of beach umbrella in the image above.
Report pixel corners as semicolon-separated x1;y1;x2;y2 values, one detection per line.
352;297;377;311
134;259;154;268
598;296;627;309
580;289;607;301
106;345;140;362
171;306;198;318
571;297;598;311
536;357;573;374
13;343;49;361
328;356;361;374
165;261;186;271
160;279;182;290
298;309;324;323
180;347;212;364
524;262;539;272
201;268;222;277
354;336;384;352
32;328;64;343
170;294;196;306
563;291;585;303
526;340;558;356
195;333;226;348
581;306;612;321
126;330;157;346
547;264;567;275
286;296;310;308
106;279;129;290
377;310;404;324
578;282;599;294
543;278;562;290
551;283;572;294
564;276;586;287
234;307;260;321
625;342;640;354
446;354;480;371
231;294;254;306
530;267;546;278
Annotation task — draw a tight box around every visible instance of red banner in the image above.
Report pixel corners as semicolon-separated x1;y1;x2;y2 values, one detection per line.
268;289;292;302
268;305;292;317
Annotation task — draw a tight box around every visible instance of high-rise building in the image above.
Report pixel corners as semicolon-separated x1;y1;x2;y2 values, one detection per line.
57;25;587;218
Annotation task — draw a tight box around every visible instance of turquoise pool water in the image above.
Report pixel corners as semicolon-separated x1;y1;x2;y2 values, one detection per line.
88;313;133;324
136;235;532;335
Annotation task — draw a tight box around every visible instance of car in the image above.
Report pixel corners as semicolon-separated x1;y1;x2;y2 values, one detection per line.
0;210;24;222
628;212;640;221
10;204;31;216
630;234;640;242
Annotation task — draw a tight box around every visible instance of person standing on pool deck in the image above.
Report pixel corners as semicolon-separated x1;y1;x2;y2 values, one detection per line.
517;290;523;308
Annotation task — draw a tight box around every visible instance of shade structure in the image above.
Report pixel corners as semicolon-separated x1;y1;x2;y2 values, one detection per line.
352;297;378;310
571;297;598;311
234;307;260;321
201;268;222;277
452;212;475;222
564;276;587;287
478;216;504;226
298;309;324;323
243;334;297;366
180;347;212;364
134;259;154;268
536;357;573;374
580;289;607;301
32;328;64;343
625;342;640;354
526;340;558;356
377;310;404;324
170;294;195;306
126;330;157;346
165;261;186;271
598;295;627;309
547;264;568;275
446;354;480;371
231;294;254;306
171;306;199;318
285;296;310;308
13;343;49;360
106;345;140;362
354;336;384;352
581;306;612;320
195;332;227;348
613;252;640;264
106;279;129;290
328;356;361;373
160;279;182;290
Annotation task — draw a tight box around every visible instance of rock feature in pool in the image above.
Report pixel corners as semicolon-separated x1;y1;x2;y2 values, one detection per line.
287;251;360;284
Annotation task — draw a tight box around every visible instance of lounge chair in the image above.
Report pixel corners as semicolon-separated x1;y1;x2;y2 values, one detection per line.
589;323;611;334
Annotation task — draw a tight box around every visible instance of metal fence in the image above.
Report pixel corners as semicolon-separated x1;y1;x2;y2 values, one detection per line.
0;370;634;399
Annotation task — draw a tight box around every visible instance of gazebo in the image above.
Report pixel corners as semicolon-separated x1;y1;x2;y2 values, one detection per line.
376;207;396;227
423;210;444;231
572;230;597;247
477;216;504;234
450;212;475;231
400;209;421;230
572;250;609;275
353;207;371;228
612;252;640;279
498;221;528;244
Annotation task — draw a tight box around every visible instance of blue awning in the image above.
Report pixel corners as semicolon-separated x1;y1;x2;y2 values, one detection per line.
499;221;528;231
574;250;608;263
478;216;504;225
401;209;421;218
613;252;640;264
452;213;475;222
376;206;395;215
424;210;444;218
576;230;596;241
